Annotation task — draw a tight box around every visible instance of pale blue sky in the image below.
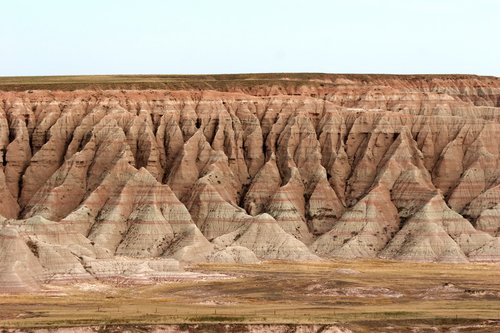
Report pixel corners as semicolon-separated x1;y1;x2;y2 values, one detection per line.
1;0;498;76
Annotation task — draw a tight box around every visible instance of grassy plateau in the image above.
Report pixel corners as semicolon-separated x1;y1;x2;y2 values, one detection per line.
0;73;495;91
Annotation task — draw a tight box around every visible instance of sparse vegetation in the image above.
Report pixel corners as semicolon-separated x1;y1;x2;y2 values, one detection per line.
25;239;39;257
0;73;495;91
0;260;499;332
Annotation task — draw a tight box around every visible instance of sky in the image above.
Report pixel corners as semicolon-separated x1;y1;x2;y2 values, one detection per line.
1;0;499;77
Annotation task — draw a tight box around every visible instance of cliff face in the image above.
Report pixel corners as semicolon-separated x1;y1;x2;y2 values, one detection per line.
1;74;499;291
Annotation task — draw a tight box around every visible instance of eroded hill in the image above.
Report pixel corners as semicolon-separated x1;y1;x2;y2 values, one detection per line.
0;74;499;292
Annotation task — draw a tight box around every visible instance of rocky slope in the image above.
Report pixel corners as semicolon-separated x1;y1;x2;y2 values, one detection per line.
0;74;499;292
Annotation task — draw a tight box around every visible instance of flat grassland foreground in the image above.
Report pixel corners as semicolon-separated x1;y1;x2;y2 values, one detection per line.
1;261;500;332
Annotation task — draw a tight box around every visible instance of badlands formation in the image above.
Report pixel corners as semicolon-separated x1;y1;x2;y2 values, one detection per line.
0;74;499;292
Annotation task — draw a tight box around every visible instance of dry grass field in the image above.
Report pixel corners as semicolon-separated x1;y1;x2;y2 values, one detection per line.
0;260;499;332
0;73;493;91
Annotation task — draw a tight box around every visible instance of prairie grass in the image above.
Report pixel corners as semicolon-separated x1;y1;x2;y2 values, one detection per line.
0;260;499;332
0;73;495;91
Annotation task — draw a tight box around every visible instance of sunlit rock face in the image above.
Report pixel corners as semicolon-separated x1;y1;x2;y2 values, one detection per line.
1;74;499;291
